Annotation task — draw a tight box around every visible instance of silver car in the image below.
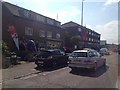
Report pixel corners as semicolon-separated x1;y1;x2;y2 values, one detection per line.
68;49;106;71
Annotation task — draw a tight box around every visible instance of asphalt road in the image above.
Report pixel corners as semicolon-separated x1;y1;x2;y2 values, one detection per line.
2;51;119;88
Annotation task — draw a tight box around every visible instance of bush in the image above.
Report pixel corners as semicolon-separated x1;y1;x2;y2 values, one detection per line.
2;41;11;68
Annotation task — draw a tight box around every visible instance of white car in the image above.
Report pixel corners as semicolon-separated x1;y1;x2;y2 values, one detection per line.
68;49;106;71
99;48;110;55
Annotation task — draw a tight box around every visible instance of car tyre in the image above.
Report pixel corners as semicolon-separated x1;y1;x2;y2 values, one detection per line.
71;67;77;71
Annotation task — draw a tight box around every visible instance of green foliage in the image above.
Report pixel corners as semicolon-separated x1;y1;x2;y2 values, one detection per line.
2;41;10;57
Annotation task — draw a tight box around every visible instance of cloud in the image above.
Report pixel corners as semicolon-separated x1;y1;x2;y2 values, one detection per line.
104;0;119;6
86;25;94;30
40;6;81;24
93;20;119;44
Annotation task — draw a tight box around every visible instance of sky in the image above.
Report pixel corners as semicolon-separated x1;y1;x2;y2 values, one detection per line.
2;0;119;44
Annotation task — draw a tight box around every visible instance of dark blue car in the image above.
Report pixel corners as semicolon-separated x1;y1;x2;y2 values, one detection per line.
34;49;68;67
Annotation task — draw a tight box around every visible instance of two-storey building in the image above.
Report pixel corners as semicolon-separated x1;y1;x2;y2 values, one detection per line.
2;2;64;51
61;21;101;51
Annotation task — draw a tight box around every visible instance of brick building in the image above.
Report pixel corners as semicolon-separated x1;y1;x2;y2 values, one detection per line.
2;2;64;51
61;21;101;51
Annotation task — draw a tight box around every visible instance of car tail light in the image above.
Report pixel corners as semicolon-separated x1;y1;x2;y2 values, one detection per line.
67;60;71;63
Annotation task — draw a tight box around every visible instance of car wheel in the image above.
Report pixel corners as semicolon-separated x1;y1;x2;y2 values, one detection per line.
71;67;77;71
36;63;40;67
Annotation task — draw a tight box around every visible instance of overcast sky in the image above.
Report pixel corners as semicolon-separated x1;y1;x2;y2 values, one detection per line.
3;0;119;44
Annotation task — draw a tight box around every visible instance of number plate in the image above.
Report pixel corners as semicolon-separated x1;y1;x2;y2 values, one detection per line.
74;60;81;62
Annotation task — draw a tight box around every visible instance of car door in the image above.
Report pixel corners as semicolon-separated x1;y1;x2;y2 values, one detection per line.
89;51;101;67
93;51;104;67
96;51;106;66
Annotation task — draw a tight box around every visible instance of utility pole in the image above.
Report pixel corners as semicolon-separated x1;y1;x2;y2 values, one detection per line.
81;0;84;26
56;13;58;20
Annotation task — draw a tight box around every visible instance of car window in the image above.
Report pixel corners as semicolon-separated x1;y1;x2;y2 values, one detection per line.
52;50;62;55
89;51;95;57
71;52;88;57
88;51;94;57
37;51;52;58
89;51;100;57
60;51;65;55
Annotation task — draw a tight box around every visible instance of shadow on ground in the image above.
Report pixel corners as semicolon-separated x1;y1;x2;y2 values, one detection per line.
34;64;68;72
69;65;109;78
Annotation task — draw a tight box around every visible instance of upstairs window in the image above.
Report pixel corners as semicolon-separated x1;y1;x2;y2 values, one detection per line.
39;30;45;37
25;26;33;36
47;18;54;25
47;31;52;39
78;28;81;32
36;15;45;23
56;33;61;39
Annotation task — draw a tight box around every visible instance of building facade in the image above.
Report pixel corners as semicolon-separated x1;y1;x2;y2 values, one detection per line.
61;21;101;51
2;2;64;51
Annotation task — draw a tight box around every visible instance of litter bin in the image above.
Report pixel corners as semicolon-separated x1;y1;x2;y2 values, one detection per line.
10;52;17;65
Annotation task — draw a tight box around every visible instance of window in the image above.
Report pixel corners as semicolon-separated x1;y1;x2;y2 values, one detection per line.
89;38;91;41
71;52;88;57
24;10;31;18
92;39;93;41
36;15;45;22
78;28;81;32
39;30;45;37
56;33;61;39
89;51;98;57
47;18;54;25
89;31;91;35
25;27;33;36
56;22;61;27
47;31;52;39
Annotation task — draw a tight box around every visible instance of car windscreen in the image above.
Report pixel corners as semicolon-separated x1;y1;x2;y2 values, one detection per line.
36;51;52;58
71;52;87;57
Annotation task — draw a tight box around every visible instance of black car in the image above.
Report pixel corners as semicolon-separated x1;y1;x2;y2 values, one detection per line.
34;49;68;67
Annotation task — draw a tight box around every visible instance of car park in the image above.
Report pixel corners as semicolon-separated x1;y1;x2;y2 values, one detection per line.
34;49;68;67
99;48;110;56
68;49;106;71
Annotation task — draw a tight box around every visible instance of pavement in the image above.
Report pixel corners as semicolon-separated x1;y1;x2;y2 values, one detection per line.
2;62;41;82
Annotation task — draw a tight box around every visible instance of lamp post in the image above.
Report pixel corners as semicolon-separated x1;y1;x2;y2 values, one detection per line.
81;0;84;26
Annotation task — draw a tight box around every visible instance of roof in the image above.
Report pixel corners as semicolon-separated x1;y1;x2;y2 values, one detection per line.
61;21;80;28
2;2;61;23
61;21;100;35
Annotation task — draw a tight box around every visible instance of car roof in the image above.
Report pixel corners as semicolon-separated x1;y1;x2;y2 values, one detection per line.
73;49;96;53
73;50;88;52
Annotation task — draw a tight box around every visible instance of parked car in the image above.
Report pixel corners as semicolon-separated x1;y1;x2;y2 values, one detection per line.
99;48;110;55
118;49;120;54
68;49;106;71
34;49;68;67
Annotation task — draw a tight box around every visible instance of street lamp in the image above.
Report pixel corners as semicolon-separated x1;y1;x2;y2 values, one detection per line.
81;0;85;26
